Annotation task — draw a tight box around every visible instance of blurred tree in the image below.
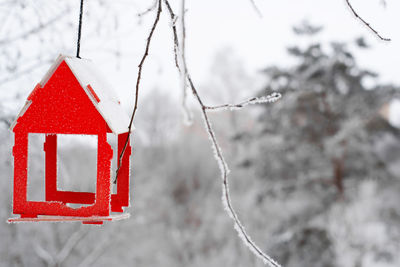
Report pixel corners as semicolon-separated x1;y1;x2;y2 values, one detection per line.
255;22;398;196
248;22;400;267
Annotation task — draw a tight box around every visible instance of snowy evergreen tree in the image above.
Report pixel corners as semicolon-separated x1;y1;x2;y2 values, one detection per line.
256;23;398;195
249;23;400;267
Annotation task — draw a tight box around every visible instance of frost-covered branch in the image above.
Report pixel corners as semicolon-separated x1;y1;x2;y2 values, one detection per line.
163;0;180;72
0;59;53;85
164;1;281;266
33;226;87;267
115;0;162;183
179;0;193;125
137;0;158;18
345;0;390;41
55;226;87;264
0;117;11;127
248;0;263;17
78;228;116;267
205;93;282;112
0;10;70;46
33;242;54;266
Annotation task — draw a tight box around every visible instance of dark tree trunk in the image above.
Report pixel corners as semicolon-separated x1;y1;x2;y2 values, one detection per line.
332;157;344;195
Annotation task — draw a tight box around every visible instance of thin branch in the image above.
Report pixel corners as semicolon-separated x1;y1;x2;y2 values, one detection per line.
0;10;70;46
345;0;390;41
0;117;11;127
179;0;193;124
114;0;162;183
187;59;282;267
0;58;53;85
33;242;54;266
78;228;116;267
248;0;263;17
163;0;180;72
55;226;88;264
205;93;281;112
164;1;281;266
137;0;158;17
164;0;192;124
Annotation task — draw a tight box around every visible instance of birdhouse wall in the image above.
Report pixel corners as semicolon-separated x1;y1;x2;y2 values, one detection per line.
110;132;131;212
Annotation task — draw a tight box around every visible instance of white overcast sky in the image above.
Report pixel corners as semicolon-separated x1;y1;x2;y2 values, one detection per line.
2;0;400;111
102;0;400;107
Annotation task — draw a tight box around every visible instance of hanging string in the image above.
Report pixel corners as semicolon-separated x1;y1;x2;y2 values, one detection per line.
76;0;84;58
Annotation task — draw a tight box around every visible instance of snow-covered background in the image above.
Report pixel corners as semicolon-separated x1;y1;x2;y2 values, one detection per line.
1;0;400;266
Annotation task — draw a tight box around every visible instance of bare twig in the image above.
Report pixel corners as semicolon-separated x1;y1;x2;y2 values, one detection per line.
345;0;390;41
164;1;281;266
164;0;192;124
33;226;88;267
55;226;88;264
248;0;263;17
78;227;117;267
186;55;281;267
179;0;193;125
114;0;162;183
163;0;180;71
137;0;158;17
33;242;54;266
205;93;281;112
0;117;11;127
0;10;70;46
0;58;53;85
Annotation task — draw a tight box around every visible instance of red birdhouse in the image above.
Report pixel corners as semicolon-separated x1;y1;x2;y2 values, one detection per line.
8;55;132;224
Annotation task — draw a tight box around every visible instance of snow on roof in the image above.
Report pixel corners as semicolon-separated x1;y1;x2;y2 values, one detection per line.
12;55;131;134
388;99;400;129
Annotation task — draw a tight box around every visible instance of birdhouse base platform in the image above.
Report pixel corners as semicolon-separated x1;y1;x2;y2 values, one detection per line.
7;213;130;224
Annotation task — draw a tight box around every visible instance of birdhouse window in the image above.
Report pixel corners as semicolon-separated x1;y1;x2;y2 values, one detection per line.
57;134;97;194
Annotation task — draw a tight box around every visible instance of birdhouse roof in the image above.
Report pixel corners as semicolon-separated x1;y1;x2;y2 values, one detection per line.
11;55;131;134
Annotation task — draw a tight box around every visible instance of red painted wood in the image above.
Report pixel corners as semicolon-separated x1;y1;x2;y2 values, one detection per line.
87;84;100;103
49;191;96;204
8;213;130;223
111;132;131;212
11;58;131;223
27;83;41;101
82;221;103;225
44;134;57;201
12;132;28;215
13;132;113;218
